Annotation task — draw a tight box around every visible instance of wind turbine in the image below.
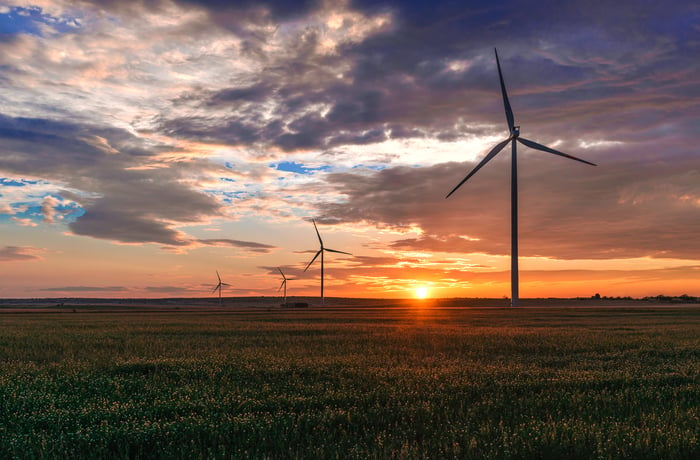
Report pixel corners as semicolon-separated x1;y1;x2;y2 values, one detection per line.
277;267;288;306
446;48;596;307
212;270;229;306
304;219;352;305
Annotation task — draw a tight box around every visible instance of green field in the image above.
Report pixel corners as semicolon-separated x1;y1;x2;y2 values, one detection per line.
1;304;698;459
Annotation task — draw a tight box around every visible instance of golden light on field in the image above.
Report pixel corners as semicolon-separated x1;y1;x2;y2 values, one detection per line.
415;286;429;299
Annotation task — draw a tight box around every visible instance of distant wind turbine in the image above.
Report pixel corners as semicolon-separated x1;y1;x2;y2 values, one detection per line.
446;48;596;307
212;270;230;305
304;219;352;305
278;267;288;306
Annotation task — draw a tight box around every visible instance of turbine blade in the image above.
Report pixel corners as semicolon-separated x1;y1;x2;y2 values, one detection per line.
277;267;286;279
304;250;322;272
216;270;221;282
212;284;221;293
446;137;512;198
517;137;597;166
325;248;352;256
278;280;286;291
495;48;515;131
221;282;231;286
312;219;323;246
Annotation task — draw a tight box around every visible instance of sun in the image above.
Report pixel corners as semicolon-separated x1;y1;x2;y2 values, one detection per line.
415;286;429;299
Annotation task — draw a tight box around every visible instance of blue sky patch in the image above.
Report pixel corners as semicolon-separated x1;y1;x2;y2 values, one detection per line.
11;203;41;220
54;201;85;222
1;178;40;187
0;196;84;223
272;161;331;175
0;6;80;37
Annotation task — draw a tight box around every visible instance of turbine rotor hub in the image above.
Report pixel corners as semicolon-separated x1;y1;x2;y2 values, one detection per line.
512;126;520;137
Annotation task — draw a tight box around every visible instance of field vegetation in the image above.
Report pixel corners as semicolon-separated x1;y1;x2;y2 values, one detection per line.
1;303;698;458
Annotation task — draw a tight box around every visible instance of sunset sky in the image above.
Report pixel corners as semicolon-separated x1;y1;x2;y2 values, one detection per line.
1;0;698;299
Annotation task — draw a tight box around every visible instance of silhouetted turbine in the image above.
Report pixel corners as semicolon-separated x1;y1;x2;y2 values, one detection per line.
278;267;288;305
446;48;596;307
304;219;352;305
212;270;230;306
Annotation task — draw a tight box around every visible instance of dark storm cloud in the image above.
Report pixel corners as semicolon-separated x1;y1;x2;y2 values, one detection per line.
0;114;222;246
67;0;319;19
70;210;191;245
178;0;321;21
205;83;276;106
160;76;480;152
64;0;324;58
150;0;699;160
344;0;700;137
150;2;492;150
349;0;699;62
327;128;388;146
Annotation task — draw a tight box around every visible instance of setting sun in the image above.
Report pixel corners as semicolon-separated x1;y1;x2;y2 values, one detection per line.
415;286;429;299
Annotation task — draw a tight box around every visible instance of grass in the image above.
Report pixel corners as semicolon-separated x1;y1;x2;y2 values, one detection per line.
0;304;698;458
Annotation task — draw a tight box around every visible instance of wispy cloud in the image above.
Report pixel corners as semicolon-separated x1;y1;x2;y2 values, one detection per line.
198;238;276;253
39;286;129;292
0;246;43;262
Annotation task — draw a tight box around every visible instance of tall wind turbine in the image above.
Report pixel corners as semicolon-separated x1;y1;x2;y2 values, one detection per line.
446;48;596;307
304;219;352;305
212;270;230;306
277;267;288;306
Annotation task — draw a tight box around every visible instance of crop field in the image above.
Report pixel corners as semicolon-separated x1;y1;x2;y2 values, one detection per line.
0;303;698;459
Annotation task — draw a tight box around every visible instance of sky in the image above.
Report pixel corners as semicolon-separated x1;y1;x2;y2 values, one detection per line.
1;0;699;299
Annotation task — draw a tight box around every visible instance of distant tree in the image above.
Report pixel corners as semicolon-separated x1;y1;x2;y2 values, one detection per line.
593;293;601;299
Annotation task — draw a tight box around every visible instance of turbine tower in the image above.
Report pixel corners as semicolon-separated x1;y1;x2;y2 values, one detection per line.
212;270;229;306
446;48;596;307
304;219;352;305
278;267;288;306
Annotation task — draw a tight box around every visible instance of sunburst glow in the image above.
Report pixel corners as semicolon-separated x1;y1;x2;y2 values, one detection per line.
415;286;429;299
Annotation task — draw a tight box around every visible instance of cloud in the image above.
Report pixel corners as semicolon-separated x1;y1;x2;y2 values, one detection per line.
138;0;698;178
0;114;224;245
0;245;43;262
41;195;60;223
198;238;276;253
143;285;202;294
315;148;700;260
11;217;38;227
39;286;129;292
70;210;193;245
